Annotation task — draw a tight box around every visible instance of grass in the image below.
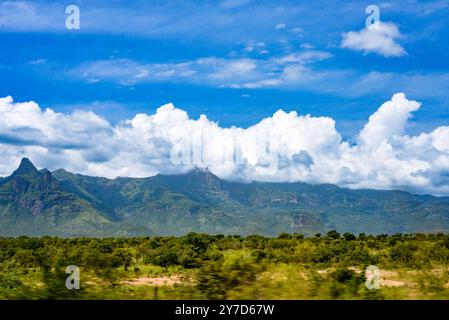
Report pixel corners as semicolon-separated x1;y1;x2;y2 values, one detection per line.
4;258;449;299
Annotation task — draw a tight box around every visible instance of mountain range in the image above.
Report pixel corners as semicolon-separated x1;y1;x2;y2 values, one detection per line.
1;158;449;237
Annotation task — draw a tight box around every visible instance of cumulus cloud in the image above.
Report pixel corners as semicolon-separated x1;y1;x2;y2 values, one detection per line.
358;93;421;148
341;22;406;57
1;94;449;195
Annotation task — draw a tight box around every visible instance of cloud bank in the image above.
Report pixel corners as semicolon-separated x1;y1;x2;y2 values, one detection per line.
1;94;449;195
63;54;449;101
70;50;335;88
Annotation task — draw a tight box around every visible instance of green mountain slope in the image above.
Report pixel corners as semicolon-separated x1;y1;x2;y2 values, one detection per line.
1;158;449;236
0;159;149;237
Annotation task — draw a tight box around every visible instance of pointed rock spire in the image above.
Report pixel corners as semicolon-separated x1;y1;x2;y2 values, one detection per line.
13;158;38;175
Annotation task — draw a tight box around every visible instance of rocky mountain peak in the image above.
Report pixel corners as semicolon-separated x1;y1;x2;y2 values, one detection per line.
12;158;38;176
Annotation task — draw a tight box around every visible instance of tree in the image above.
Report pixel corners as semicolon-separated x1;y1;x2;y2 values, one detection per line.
278;233;292;239
13;249;37;269
343;232;356;241
113;248;133;271
326;230;340;240
153;250;178;270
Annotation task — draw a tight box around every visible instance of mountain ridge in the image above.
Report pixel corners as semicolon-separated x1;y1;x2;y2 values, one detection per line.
1;158;449;237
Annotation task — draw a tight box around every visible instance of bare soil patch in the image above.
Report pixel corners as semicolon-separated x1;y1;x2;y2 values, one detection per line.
122;275;184;287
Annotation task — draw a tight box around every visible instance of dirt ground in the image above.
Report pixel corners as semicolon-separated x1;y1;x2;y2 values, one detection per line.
122;275;184;287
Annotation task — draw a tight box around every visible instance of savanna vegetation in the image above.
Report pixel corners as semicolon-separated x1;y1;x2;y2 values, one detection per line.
2;231;449;300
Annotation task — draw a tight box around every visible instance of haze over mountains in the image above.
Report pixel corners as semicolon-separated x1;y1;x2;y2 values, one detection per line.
1;158;449;237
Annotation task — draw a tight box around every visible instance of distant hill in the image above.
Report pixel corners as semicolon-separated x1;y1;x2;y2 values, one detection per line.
1;158;449;237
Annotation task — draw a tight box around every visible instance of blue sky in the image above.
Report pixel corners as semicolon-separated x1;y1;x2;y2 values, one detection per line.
1;0;449;138
2;1;449;195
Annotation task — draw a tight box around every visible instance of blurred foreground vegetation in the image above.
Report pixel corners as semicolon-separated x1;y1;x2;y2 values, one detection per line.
2;231;449;299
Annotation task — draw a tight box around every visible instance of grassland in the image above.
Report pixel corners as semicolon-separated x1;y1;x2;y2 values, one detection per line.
2;232;449;299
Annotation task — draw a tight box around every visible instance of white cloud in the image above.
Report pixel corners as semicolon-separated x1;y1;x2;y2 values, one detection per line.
341;22;406;57
358;93;421;148
300;43;315;49
54;54;449;100
0;1;59;31
275;23;286;29
342;71;449;99
1;94;449;195
70;50;335;88
291;27;303;34
0;0;309;43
